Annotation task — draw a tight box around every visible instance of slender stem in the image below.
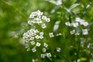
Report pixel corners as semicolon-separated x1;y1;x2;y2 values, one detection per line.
75;35;80;62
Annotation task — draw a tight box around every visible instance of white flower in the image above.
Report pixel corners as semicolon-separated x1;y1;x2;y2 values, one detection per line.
36;10;43;16
29;10;43;18
35;34;44;39
42;16;47;20
28;20;33;25
34;17;41;21
75;17;89;27
46;53;52;58
80;21;89;27
30;41;35;45
71;22;79;27
56;48;61;52
75;32;80;35
75;17;84;23
32;47;36;52
65;22;72;26
37;20;43;24
44;43;48;48
39;35;44;39
41;23;46;28
41;54;46;58
32;59;35;62
35;35;40;39
29;37;34;40
82;29;88;35
42;48;47;52
32;59;38;62
42;16;50;22
36;42;41;47
70;30;75;35
40;32;44;36
46;18;50;22
49;32;54;38
56;33;62;36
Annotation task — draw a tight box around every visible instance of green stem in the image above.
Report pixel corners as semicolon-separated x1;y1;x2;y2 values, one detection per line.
75;35;80;62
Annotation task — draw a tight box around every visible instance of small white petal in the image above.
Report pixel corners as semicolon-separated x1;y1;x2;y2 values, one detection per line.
56;33;62;36
44;43;48;48
35;35;40;39
42;48;47;52
41;54;46;58
46;18;50;22
30;41;35;45
46;53;52;58
42;16;47;20
41;24;46;28
75;32;80;35
32;59;35;62
32;47;36;52
56;48;61;52
70;30;75;35
82;29;88;35
71;22;79;27
40;32;44;36
36;42;41;47
65;22;72;26
49;32;54;38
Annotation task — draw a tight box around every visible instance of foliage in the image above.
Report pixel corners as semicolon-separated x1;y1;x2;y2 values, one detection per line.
0;0;93;62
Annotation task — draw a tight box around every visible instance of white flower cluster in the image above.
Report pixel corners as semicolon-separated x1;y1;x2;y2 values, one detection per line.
23;28;44;41
23;10;50;54
65;17;89;35
28;10;50;28
23;10;62;61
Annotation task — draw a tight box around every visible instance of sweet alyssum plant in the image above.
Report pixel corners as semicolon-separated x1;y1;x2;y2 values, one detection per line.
23;10;62;62
21;0;93;62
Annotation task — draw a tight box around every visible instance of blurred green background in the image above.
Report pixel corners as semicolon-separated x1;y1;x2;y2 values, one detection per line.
0;0;93;62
